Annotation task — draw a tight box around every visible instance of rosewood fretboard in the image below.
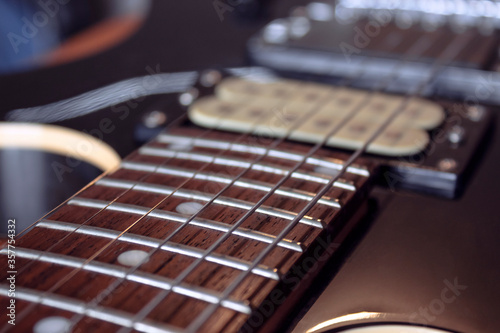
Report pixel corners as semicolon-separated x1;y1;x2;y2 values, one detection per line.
0;127;374;333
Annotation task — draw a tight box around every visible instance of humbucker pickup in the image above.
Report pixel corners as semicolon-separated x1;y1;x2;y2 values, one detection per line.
247;1;500;105
185;69;491;198
189;77;444;156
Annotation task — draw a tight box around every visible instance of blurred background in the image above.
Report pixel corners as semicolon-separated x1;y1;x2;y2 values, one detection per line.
0;0;151;74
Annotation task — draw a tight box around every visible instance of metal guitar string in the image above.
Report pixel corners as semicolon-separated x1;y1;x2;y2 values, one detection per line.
86;24;450;333
7;84;288;326
115;29;450;333
5;72;199;123
164;33;476;333
120;33;469;332
26;22;414;330
62;45;403;331
31;15;428;332
7;70;310;328
17;24;458;332
4;22;468;330
2;114;207;330
6;26;454;330
7;61;359;330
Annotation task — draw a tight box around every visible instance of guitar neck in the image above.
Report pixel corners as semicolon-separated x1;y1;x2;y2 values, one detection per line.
1;127;375;332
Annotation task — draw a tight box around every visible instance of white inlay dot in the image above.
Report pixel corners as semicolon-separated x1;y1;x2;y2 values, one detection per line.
33;316;71;333
176;202;204;215
117;250;149;267
169;139;193;151
315;166;340;177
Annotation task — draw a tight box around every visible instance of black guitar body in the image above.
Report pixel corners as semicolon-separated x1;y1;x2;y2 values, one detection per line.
0;1;499;332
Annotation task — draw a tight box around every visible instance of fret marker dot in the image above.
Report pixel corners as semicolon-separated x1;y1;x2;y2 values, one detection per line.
169;139;192;151
315;166;340;177
34;316;71;333
176;202;203;215
117;250;149;267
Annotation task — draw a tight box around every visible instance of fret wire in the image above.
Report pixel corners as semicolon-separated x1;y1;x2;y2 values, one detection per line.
35;222;279;280
1;247;251;314
0;286;184;333
34;219;284;277
122;160;356;193
81;183;324;228
137;147;358;190
154;135;370;177
121;26;444;331
98;175;342;208
68;192;306;251
38;212;303;253
186;32;476;332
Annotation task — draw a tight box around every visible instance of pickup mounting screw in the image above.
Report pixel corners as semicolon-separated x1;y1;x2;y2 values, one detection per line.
448;125;466;144
200;70;222;87
179;88;199;106
466;105;485;122
142;110;167;128
438;158;458;172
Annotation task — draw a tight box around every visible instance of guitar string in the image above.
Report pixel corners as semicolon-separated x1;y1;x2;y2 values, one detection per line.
120;29;468;331
7;67;354;331
82;21;450;332
186;31;476;333
125;30;475;333
0;115;208;331
62;52;395;330
7;75;321;327
4;22;454;330
4;22;464;330
6;93;290;327
12;112;191;241
115;26;449;332
13;22;454;330
18;19;413;330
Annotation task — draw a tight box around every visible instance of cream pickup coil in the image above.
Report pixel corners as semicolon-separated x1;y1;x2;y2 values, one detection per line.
188;78;444;156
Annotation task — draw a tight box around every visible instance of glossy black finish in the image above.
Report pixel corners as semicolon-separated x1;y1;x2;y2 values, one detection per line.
0;149;102;234
0;1;499;332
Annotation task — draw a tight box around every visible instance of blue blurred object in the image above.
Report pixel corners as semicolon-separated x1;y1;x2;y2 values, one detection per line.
0;0;92;74
0;0;150;75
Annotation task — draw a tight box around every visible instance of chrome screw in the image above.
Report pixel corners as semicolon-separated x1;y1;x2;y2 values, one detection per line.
448;125;466;145
142;111;168;128
438;158;458;172
179;88;199;106
466;105;486;122
200;70;222;88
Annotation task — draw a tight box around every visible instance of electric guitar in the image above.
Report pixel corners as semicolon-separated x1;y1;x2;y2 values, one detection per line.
0;1;499;333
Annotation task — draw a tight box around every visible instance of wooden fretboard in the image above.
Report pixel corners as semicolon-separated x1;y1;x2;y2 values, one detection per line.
0;127;374;333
